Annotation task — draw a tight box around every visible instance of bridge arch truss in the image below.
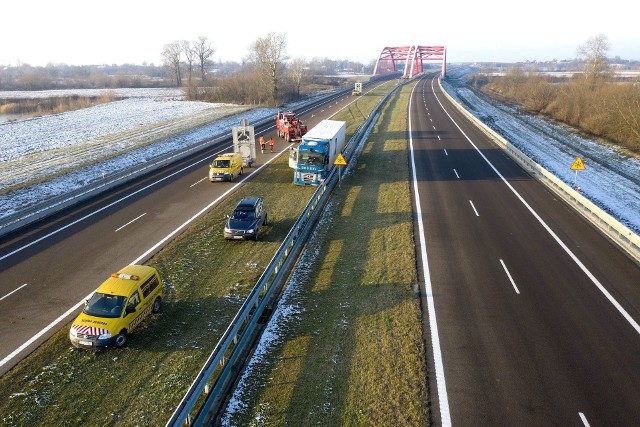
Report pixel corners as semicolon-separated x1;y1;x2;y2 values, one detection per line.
373;45;446;78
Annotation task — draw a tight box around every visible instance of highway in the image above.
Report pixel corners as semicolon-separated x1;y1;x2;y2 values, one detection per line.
410;74;640;425
0;92;356;376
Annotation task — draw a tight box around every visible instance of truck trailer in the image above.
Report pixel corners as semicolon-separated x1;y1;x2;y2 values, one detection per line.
289;119;347;186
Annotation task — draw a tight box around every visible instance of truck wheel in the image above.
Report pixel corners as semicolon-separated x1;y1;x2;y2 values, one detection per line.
229;173;233;182
152;297;161;314
115;330;128;347
240;167;243;176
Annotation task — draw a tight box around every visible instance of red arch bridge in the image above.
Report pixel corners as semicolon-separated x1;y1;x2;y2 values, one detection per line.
373;45;446;78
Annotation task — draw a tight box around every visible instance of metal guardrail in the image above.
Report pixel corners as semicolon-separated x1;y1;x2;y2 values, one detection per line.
0;87;362;240
166;80;402;427
438;78;640;265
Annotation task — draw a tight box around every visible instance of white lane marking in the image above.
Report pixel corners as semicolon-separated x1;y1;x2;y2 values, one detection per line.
190;177;208;188
437;135;441;141
454;169;460;179
0;144;230;263
433;125;437;130
115;213;147;232
500;259;520;294
409;80;452;426
431;76;640;335
469;200;479;217
0;284;28;301
0;92;363;369
444;149;448;156
0;291;92;369
579;412;590;427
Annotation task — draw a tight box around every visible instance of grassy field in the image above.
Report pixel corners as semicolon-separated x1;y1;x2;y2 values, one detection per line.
0;81;397;426
221;82;429;426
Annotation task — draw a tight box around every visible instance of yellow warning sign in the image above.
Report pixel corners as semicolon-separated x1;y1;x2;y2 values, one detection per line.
334;153;347;166
570;157;585;170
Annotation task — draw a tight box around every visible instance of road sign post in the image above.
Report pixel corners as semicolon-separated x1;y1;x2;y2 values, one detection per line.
570;157;585;189
334;152;347;188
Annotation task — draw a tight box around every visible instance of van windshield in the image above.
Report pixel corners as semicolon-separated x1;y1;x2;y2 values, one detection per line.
84;293;127;318
212;159;230;168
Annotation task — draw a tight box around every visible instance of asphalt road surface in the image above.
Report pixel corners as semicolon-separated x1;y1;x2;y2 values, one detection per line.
0;91;358;376
410;75;640;425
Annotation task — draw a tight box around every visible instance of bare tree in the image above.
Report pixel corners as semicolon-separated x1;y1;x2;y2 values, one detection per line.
181;40;196;86
249;32;288;104
194;36;215;81
577;34;610;81
287;57;307;97
162;41;182;86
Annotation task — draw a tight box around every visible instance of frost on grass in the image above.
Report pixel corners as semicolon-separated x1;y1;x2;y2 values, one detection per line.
442;66;640;234
221;202;335;426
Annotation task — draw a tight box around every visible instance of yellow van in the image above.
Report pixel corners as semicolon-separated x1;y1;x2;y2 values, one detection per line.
209;152;243;182
69;265;163;349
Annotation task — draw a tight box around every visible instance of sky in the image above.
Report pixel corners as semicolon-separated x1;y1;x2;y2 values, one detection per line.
1;0;638;67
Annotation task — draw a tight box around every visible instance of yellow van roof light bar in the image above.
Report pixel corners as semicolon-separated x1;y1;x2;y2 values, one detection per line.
111;272;140;280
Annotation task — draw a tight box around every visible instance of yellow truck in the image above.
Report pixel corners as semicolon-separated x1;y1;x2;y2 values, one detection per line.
69;265;163;349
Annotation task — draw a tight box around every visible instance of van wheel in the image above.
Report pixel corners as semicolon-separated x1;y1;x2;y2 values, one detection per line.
115;331;128;347
152;297;161;314
263;213;268;226
254;231;259;241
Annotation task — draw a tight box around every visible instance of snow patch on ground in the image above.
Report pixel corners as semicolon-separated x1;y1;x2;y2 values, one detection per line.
442;66;640;233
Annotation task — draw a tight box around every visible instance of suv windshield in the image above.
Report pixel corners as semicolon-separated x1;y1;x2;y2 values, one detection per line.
231;209;255;221
84;293;127;318
212;159;230;168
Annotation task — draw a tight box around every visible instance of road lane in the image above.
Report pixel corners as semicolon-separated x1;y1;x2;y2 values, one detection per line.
411;74;640;425
0;92;359;375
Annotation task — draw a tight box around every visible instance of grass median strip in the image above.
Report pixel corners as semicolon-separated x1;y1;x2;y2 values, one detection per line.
222;82;429;426
0;81;398;426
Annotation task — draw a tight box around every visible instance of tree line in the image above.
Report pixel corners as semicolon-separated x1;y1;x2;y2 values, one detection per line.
0;33;372;108
471;35;640;153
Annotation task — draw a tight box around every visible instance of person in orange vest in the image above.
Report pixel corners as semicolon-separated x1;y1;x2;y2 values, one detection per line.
259;136;265;154
269;137;274;153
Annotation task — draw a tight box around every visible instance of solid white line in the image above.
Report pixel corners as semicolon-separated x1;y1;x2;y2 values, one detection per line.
469;200;479;217
190;177;208;188
0;144;231;263
454;169;460;179
0;284;28;301
579;412;590;426
0;291;92;369
431;76;640;335
115;213;147;232
409;80;452;426
500;259;520;294
0;90;364;370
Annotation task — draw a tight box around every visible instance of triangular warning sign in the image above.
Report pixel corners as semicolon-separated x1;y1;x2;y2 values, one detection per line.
570;157;585;170
334;153;347;166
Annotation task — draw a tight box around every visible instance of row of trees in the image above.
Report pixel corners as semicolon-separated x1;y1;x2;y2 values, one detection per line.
161;33;371;105
475;35;640;152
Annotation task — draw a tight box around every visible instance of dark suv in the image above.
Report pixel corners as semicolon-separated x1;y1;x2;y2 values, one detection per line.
224;197;268;240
